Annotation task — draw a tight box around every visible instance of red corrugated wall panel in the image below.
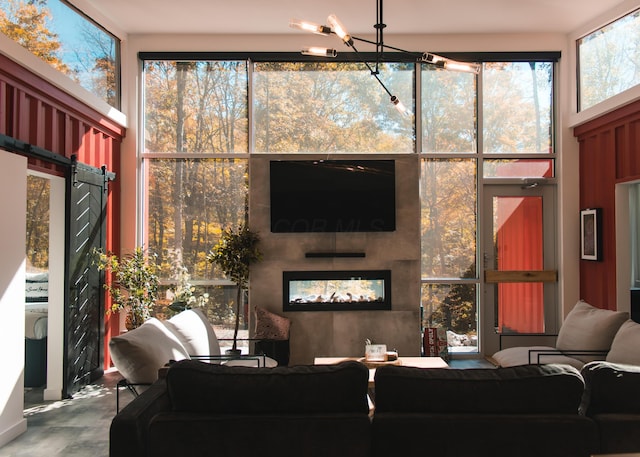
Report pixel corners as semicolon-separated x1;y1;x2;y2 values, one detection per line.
0;53;125;368
575;99;640;310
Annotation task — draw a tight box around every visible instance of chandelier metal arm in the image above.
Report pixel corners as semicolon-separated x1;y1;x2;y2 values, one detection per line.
289;0;480;114
349;41;393;96
351;35;423;61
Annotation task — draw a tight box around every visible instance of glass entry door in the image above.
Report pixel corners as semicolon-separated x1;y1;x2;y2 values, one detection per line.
482;184;558;355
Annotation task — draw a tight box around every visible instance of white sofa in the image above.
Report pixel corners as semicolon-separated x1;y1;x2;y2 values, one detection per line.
491;300;636;369
109;308;275;385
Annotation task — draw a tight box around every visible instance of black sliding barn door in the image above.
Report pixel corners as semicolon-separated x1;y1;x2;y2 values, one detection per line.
63;163;109;397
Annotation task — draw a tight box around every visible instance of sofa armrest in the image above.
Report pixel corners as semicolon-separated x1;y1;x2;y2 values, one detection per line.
109;379;170;457
527;348;608;364
580;361;640;415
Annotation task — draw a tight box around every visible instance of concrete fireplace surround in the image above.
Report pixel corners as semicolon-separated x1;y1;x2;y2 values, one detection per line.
249;154;421;365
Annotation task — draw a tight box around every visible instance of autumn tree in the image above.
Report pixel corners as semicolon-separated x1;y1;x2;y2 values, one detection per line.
74;21;118;106
253;61;414;153
25;175;50;270
0;0;69;73
428;264;477;334
144;61;248;278
579;11;640;109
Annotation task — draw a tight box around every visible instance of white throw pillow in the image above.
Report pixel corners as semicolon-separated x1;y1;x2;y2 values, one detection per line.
164;308;221;357
109;318;189;384
606;319;640;365
491;346;584;369
556;300;628;360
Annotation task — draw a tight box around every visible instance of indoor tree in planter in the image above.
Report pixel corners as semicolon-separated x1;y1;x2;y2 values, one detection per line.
207;224;262;355
94;246;159;330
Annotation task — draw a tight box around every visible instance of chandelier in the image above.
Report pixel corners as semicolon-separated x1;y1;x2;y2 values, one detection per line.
289;0;480;114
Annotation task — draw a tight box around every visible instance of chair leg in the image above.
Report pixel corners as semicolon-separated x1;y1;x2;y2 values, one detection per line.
116;378;144;413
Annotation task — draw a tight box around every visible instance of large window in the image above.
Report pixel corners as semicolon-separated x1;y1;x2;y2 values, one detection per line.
419;59;555;354
0;0;120;107
253;61;414;153
142;54;557;354
143;60;248;343
578;8;640;111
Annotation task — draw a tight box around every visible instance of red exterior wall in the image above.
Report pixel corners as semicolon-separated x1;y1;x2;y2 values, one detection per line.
574;99;640;310
0;53;125;368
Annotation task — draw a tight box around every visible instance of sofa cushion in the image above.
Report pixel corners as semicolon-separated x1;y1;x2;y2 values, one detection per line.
580;361;640;415
109;318;189;384
374;364;585;414
491;346;584;369
163;308;220;357
606;319;640;365
166;359;369;414
556;300;628;361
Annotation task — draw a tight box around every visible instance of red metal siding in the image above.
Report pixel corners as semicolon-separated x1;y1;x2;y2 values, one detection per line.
0;53;125;368
574;99;640;310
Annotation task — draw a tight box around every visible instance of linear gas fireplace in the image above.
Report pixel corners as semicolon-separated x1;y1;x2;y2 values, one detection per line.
283;270;391;311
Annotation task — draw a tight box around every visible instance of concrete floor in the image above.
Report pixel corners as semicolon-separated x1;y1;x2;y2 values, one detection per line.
0;358;493;457
0;369;131;457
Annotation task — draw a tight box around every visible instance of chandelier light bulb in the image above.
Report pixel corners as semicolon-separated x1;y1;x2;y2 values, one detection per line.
289;18;332;35
443;60;481;74
327;14;353;46
302;47;338;57
421;53;445;65
390;95;408;114
422;53;480;74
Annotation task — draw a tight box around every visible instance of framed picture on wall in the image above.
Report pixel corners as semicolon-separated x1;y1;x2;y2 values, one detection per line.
581;208;602;261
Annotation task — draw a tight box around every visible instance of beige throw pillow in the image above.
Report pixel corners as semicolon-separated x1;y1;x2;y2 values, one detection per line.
556;300;628;360
164;308;221;357
606;319;640;365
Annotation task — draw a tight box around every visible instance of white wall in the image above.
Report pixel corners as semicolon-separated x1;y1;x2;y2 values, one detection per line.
0;152;28;447
615;182;634;315
43;174;65;401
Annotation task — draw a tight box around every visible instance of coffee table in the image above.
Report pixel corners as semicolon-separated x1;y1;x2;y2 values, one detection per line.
314;356;449;387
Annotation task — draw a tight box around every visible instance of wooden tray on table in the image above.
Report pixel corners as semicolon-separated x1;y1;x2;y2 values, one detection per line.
357;357;402;369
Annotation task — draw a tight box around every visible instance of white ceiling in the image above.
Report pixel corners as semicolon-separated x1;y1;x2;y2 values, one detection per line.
76;0;628;36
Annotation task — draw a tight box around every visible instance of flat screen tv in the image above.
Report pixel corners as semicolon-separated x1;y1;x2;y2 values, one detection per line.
270;159;396;233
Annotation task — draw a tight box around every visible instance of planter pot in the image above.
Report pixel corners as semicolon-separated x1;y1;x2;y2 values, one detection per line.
125;310;148;330
225;348;242;357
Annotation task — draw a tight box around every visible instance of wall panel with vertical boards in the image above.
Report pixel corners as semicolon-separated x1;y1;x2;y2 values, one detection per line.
0;53;125;368
574;99;640;310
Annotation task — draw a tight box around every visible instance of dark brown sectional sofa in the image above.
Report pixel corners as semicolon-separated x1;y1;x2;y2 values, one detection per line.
110;360;640;457
580;361;640;454
110;360;372;457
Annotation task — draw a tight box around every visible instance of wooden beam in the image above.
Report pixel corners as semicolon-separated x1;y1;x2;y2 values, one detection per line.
484;270;557;283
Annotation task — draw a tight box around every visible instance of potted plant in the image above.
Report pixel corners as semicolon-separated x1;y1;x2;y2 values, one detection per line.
207;224;262;355
94;246;159;330
167;263;209;314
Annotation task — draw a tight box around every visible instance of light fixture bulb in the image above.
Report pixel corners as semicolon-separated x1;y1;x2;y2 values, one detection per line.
421;53;445;65
327;14;353;46
289;18;332;35
443;61;481;74
302;47;338;58
421;53;479;74
390;95;408;114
